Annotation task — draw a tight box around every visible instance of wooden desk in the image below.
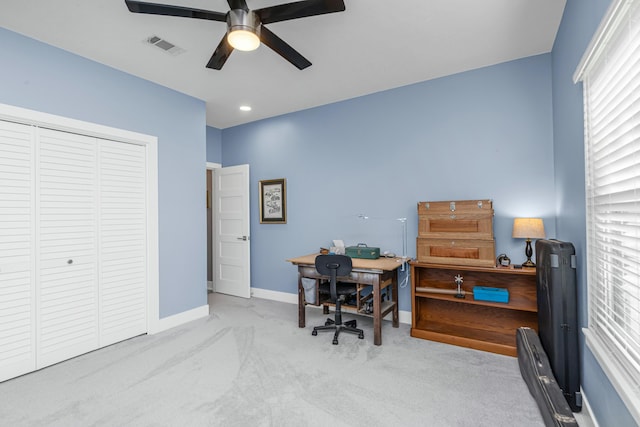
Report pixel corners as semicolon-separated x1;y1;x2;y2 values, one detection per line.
287;253;404;345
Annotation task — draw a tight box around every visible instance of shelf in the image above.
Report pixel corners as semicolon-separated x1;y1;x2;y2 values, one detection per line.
413;318;514;346
414;289;537;313
410;327;519;357
411;261;537;276
318;300;396;320
410;262;538;356
411;298;537;355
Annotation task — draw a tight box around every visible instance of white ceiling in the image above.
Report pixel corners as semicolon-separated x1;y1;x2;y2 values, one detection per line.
0;0;566;129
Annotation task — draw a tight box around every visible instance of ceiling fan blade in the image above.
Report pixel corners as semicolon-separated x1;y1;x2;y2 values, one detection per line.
125;0;227;22
255;0;345;25
260;26;311;70
227;0;249;12
206;36;234;70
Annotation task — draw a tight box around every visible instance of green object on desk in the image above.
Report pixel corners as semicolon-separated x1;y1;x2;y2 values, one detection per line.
345;243;380;259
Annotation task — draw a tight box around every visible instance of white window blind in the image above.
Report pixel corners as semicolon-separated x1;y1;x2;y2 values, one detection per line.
575;0;640;422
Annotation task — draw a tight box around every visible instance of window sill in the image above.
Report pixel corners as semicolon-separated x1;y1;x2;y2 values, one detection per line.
584;328;640;425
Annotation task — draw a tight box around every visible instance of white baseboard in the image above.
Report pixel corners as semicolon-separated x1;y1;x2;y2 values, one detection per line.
398;309;411;325
250;287;411;325
251;287;298;304
577;387;600;427
148;304;210;334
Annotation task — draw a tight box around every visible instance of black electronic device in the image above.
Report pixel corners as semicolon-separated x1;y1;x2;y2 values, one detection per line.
497;253;511;267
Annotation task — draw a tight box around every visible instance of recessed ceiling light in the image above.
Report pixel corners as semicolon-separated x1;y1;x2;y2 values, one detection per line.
239;105;252;112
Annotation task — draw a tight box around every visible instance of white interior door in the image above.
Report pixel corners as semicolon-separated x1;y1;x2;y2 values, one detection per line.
98;139;147;347
37;128;99;368
0;120;36;382
214;165;250;298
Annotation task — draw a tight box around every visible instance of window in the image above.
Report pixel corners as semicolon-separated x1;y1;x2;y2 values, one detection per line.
574;0;640;422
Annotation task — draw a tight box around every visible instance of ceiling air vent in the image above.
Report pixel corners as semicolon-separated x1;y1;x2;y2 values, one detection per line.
145;35;185;56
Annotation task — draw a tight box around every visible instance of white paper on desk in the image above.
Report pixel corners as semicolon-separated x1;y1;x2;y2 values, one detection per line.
332;240;345;255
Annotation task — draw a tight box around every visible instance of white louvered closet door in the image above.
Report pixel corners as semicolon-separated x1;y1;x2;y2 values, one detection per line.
0;112;149;382
99;139;147;346
0;121;36;382
37;128;99;368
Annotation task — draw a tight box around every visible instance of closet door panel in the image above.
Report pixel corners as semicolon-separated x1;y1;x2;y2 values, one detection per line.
37;129;98;368
0;121;36;382
99;140;147;346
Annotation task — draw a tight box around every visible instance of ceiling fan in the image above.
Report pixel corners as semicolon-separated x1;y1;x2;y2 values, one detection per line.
125;0;346;70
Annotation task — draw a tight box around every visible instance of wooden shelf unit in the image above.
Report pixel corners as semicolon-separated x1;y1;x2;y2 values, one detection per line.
410;262;537;356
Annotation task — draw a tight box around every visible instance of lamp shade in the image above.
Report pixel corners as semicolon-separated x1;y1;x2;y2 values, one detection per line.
512;218;546;239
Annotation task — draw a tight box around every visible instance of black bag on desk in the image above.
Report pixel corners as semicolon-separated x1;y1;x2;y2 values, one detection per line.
517;327;578;427
535;239;581;412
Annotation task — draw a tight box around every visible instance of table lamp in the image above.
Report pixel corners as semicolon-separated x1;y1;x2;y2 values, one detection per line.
512;218;545;267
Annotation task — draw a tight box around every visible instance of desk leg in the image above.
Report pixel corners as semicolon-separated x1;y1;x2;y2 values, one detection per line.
373;275;382;345
392;270;399;328
297;270;305;328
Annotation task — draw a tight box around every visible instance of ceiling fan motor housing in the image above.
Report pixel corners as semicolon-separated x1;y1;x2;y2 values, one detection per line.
227;9;261;38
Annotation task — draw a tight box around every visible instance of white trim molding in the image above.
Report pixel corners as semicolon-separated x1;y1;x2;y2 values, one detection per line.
251;287;298;304
584;328;640;424
578;387;601;427
574;0;636;82
149;304;210;334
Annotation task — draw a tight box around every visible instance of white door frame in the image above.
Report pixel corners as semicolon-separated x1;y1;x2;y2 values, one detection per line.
0;103;160;334
206;162;221;292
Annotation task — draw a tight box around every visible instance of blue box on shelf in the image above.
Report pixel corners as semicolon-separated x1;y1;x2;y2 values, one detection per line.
473;286;509;303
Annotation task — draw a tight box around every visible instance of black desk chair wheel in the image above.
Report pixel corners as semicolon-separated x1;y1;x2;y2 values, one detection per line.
311;254;364;344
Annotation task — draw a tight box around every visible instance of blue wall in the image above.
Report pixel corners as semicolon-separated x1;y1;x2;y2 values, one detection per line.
552;0;637;425
0;28;208;318
206;126;222;163
4;10;633;423
222;54;556;312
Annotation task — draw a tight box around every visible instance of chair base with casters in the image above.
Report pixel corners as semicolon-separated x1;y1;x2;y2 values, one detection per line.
311;255;364;345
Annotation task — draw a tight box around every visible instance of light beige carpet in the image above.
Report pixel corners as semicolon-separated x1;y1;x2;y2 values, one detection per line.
0;292;547;426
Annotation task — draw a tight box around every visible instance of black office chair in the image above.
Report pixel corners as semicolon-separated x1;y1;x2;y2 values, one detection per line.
311;254;364;344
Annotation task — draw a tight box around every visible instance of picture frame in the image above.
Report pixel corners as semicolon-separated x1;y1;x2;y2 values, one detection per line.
259;178;287;224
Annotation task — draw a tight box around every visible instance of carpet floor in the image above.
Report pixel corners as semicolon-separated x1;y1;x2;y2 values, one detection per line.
0;292;551;426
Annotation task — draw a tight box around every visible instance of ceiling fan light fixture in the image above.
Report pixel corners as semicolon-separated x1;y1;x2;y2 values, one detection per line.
228;29;260;51
227;10;261;51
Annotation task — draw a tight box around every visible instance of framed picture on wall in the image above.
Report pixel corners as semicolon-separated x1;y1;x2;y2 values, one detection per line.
259;178;287;224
